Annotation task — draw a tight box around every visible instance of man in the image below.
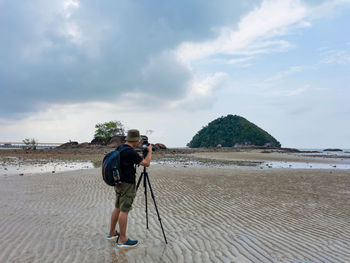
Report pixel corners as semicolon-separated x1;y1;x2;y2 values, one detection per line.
106;129;152;248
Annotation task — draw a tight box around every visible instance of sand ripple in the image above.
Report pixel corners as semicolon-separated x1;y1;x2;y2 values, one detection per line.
1;166;350;262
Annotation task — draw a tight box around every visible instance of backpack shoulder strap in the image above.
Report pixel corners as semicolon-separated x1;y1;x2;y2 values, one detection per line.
116;145;132;153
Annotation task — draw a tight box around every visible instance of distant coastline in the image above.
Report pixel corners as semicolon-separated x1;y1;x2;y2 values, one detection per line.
1;142;350;152
0;142;61;149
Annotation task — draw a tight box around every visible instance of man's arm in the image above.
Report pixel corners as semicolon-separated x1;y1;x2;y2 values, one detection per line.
139;144;152;167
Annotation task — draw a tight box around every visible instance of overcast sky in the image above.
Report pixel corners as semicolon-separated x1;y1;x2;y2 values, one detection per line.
1;0;350;148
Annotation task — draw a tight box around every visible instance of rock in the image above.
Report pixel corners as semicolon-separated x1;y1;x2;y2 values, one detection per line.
78;142;90;148
153;143;167;150
281;148;300;153
57;141;79;149
324;148;342;152
263;142;276;148
234;141;252;147
107;136;126;147
90;138;105;145
150;144;158;150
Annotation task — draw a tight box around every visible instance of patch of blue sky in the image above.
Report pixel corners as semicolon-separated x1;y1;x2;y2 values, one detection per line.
193;3;350;88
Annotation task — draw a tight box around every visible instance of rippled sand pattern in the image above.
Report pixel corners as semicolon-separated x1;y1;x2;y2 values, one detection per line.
1;166;350;262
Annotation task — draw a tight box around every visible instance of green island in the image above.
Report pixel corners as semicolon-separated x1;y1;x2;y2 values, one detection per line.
187;114;281;148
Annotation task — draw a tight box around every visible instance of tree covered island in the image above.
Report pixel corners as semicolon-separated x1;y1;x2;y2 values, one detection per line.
187;114;281;148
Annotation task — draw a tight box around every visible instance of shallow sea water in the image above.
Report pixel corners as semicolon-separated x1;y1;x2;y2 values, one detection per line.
153;155;350;170
2;152;350;177
0;157;95;176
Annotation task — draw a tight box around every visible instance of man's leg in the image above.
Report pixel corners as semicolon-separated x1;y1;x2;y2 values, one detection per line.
109;208;120;236
118;211;129;244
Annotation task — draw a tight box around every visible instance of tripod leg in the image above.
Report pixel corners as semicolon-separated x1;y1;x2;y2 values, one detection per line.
136;172;144;190
145;173;168;244
144;171;149;229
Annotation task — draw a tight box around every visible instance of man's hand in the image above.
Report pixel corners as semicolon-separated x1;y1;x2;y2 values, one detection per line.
146;144;152;152
139;144;153;167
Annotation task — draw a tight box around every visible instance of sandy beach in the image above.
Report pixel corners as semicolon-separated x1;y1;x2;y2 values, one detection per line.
192;151;350;164
1;151;350;262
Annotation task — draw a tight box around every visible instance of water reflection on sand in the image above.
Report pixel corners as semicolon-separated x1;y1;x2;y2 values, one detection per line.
2;151;350;177
0;156;96;176
152;155;350;170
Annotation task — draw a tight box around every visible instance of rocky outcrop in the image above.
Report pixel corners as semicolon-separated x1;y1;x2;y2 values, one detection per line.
78;142;90;148
281;148;300;153
107;136;126;147
152;143;167;150
234;141;252;147
324;148;342;152
90;138;105;145
323;148;343;152
57;141;79;149
58;135;167;150
263;142;278;148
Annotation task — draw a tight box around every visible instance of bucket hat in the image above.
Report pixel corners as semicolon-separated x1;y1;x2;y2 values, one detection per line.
126;129;141;142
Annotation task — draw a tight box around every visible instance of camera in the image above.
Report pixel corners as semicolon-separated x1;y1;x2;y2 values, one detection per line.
142;140;150;157
142;140;150;147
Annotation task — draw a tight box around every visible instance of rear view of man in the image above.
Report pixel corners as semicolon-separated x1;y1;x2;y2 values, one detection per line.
106;129;152;248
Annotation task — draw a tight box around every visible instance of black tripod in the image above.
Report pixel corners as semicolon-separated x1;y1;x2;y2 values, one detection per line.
136;166;168;244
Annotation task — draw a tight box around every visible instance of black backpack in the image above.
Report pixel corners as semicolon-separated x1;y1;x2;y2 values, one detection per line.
102;145;130;186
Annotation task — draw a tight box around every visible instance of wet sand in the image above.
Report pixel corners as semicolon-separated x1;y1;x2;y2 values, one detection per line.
192;151;350;164
1;161;350;263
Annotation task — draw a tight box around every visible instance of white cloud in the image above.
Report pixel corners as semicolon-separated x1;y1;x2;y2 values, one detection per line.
170;72;229;110
320;49;350;65
249;65;308;97
62;1;82;45
2;0;350;147
0;101;215;146
174;0;350;67
306;0;350;20
264;66;305;82
175;0;307;65
285;87;307;96
63;0;80;18
227;56;255;65
260;86;308;97
64;22;82;44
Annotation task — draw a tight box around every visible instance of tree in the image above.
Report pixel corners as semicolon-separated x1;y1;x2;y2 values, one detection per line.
22;138;38;150
94;121;125;144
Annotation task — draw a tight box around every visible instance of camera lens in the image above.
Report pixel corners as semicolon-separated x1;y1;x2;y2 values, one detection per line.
142;140;150;147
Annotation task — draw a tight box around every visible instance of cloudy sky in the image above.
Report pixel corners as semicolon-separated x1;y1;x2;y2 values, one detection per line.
1;0;350;148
